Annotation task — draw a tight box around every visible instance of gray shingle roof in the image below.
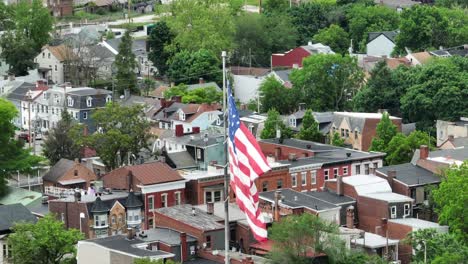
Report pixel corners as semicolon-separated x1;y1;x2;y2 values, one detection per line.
156;204;225;231
368;31;398;43
0;204;37;232
125;192;143;208
166;151;197;169
429;148;468;162
260;189;339;212
139;227;197;245
105;38;148;57
304;191;355;205
88;235;173;257
377;163;441;186
90;197;110;213
273;69;292;83
6;82;36;101
42;158;75;183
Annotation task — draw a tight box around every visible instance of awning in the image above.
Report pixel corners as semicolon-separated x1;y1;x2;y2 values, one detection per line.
58;179;86;185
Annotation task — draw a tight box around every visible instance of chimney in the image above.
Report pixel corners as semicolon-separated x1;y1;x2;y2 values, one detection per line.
173;95;182;103
175;124;184;137
192;127;200;134
381;218;388;237
199;77;205;84
127;228;134;240
83;125;89;136
8;74;15;81
337;175;343;196
161;98;167;108
274;190;281;222
274;147;281;161
288;153;297;161
180;232;188;262
346;205;354;229
206;202;214;215
387;170;396;189
448;134;454;142
419;145;429;160
369;166;376;175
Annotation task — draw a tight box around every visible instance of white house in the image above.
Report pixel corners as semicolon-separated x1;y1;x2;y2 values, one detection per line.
230;66;270;104
366;31;398;57
34;44;71;84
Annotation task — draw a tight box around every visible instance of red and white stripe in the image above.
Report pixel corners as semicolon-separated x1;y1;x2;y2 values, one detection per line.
229;123;270;241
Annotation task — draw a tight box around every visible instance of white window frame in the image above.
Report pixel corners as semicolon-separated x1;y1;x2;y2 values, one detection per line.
175;191;181;206
148;195;154;211
301;172;307;186
54;94;60;104
404;204;410;217
333;168;339;178
106;95;112;103
161;193;168;207
311;171;317;185
324;169;329;181
355;164;361;175
86;97;92;107
343;167;348;176
180;112;185;121
289;117;296;127
83;112;88;119
67;96;73;107
364;164;370;175
291;173;297;187
390;206;397;219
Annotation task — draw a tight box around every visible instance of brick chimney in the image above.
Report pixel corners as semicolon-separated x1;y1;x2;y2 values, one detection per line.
387;170;396;189
346;205;354;229
83;125;89;136
180;232;188;262
369;166;376;175
337;175;343;196
274;190;281;222
242;257;254;264
448;135;454;142
420;145;429;159
274;147;281;161
206;202;214;215
192;127;200;134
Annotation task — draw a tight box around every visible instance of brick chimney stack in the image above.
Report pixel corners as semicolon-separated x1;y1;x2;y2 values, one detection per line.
387;170;396;189
206;202;214;215
420;145;429;160
242;257;254;264
346;205;354;229
274;190;281;222
180;232;188;262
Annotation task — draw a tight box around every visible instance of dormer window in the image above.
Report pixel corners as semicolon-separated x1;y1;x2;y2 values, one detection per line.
180;112;186;121
289;117;296;127
105;95;112;103
86;96;92;107
54;94;60;104
67;96;74;107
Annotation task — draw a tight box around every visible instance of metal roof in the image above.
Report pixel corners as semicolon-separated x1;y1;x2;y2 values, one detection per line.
155;204;225;231
0;204;37;232
260;189;340;212
377;163;441;187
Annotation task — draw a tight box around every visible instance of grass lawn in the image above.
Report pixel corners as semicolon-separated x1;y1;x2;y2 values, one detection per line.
58;10;148;23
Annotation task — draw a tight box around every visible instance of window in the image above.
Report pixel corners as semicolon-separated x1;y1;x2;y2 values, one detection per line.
277;179;283;189
354;130;358;140
111;215;116;224
75;112;79;119
291;173;297;187
262;181;268;192
48;52;50;58
214;190;221;202
54;94;59;104
341;128;345;137
404;204;410;216
373;162;378;169
119;214;124;223
86;97;92;107
355;165;361;175
180;112;186;121
148;196;154;211
301;172;307;186
52;108;55;115
83;112;88;119
343;167;348;176
106;95;112;103
289;117;296;127
345;129;349;138
311;171;317;185
74;170;78;176
205;191;212;203
161;193;168;207
333;168;339;178
324;170;329;180
364;164;370;175
175;192;181;205
43;92;47;99
205;190;223;203
127;209;140;222
54;65;57;71
390;206;397;218
94;214;108;227
67;96;73;107
42;52;45;58
197;149;202;160
206;235;212;248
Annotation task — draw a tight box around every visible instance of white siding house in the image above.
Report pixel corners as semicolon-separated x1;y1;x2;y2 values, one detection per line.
366;31;398;57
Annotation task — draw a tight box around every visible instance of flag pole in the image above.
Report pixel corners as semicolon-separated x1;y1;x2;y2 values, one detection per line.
222;50;230;264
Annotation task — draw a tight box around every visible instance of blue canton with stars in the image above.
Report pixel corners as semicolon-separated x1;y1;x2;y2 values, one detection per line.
228;86;240;151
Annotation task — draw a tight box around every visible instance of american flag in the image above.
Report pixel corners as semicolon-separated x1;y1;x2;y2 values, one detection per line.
227;87;269;241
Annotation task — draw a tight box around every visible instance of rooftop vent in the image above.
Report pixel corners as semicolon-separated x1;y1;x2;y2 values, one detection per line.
346;152;351;158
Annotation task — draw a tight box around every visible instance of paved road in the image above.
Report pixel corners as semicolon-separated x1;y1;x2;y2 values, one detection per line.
107;14;157;26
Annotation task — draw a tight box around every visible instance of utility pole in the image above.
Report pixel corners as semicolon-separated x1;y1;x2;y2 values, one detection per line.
128;0;131;23
222;51;230;264
27;90;32;149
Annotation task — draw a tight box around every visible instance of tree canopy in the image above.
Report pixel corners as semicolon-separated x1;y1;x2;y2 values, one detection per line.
148;21;174;76
260;109;292;140
7;214;83;264
115;30;138;95
166;49;221;85
163;85;222;104
0;98;42;196
312;24;350;55
369;112;398;153
296;109;322;142
259;76;293;114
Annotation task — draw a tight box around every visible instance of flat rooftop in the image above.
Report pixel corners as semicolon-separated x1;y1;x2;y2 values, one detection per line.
155;205;224;231
334;112;401;120
260;189;340;212
389;218;449;231
361;192;413;203
195;202;246;222
342;175;392;195
354;232;399;249
51;191;131;203
305;191;355;205
377;163;441;186
139;227;197;245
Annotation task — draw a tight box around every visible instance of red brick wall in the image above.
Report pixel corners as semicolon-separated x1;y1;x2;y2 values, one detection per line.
356;196;388;233
361;118;402;151
271;47;311;68
187;178;225;205
49;201;91;238
236;222;253;253
258;141;314;161
102;172;143;192
253;167;289;193
375;172;410;197
144;188;185;227
388;221;413;264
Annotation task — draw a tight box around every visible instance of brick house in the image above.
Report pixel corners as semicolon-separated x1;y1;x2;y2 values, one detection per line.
43;158;97;191
330;112;402;151
48;191;144;239
271;42;334;68
179;167;226;205
46;0;73;17
102;161;187;229
257;138;385;192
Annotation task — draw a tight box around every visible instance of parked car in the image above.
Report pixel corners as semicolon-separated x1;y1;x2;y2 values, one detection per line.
18;133;31;143
35;132;43;140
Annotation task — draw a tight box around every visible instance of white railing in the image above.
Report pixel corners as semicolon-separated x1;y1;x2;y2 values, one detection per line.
44;186;80;197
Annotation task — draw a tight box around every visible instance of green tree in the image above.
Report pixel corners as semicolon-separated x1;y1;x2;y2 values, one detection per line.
382;130;434;165
435;0;468;8
290;54;363;111
432;162;468;242
148;21;174;76
296;109;322;142
369;112;397;153
0;98;41;196
260;108;292;140
85;103;151;169
268;213;338;263
0;31;36;75
262;13;299;59
164;84;222;104
142;77;156;96
262;0;289;15
312;24;350;55
404;228;468;264
42;111;81;165
7;214;83;264
329;132;345;147
259;76;293;114
164;0;235;57
346;4;399;52
166;49;221;85
115;30;137;95
0;3;14;31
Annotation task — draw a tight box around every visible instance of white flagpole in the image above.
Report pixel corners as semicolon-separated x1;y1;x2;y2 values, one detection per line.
222;51;230;264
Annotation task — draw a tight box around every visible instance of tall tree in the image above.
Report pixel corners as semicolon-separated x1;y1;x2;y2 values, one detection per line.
42;111;81;165
259;76;293;114
312;24;350;55
7;214;83;264
369;112;398;153
148;21;174;76
290;54;363;111
164;84;222;104
0;98;41;196
296;109;322;142
115;30;137;95
0;31;36;75
432;161;468;242
15;0;53;51
262;0;289;15
260;109;292;140
167;49;221;85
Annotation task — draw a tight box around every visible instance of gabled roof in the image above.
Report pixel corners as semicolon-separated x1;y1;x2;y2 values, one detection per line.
409;52;432;64
377;163;441;187
43;44;73;62
300;43;335;55
0;204;37;232
332;112;401;132
42;158;76;183
90;197;109;213
104;161;185;185
368;31;398;43
6;82;36;101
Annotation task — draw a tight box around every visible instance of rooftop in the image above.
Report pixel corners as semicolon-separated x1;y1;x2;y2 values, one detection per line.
260;189;340;212
389;218;449;232
155;204;225;231
361;192;413;203
195;202;246;222
354;232;399;249
334;112;401;120
304;191;355;205
368;31;398;43
0;186;42;206
103;161;185;185
342;175;392;196
377;163;441;187
139;227;197;245
428;148;468;163
177;167;224;180
52;190;132;203
0;204;37;232
81;235;174;258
